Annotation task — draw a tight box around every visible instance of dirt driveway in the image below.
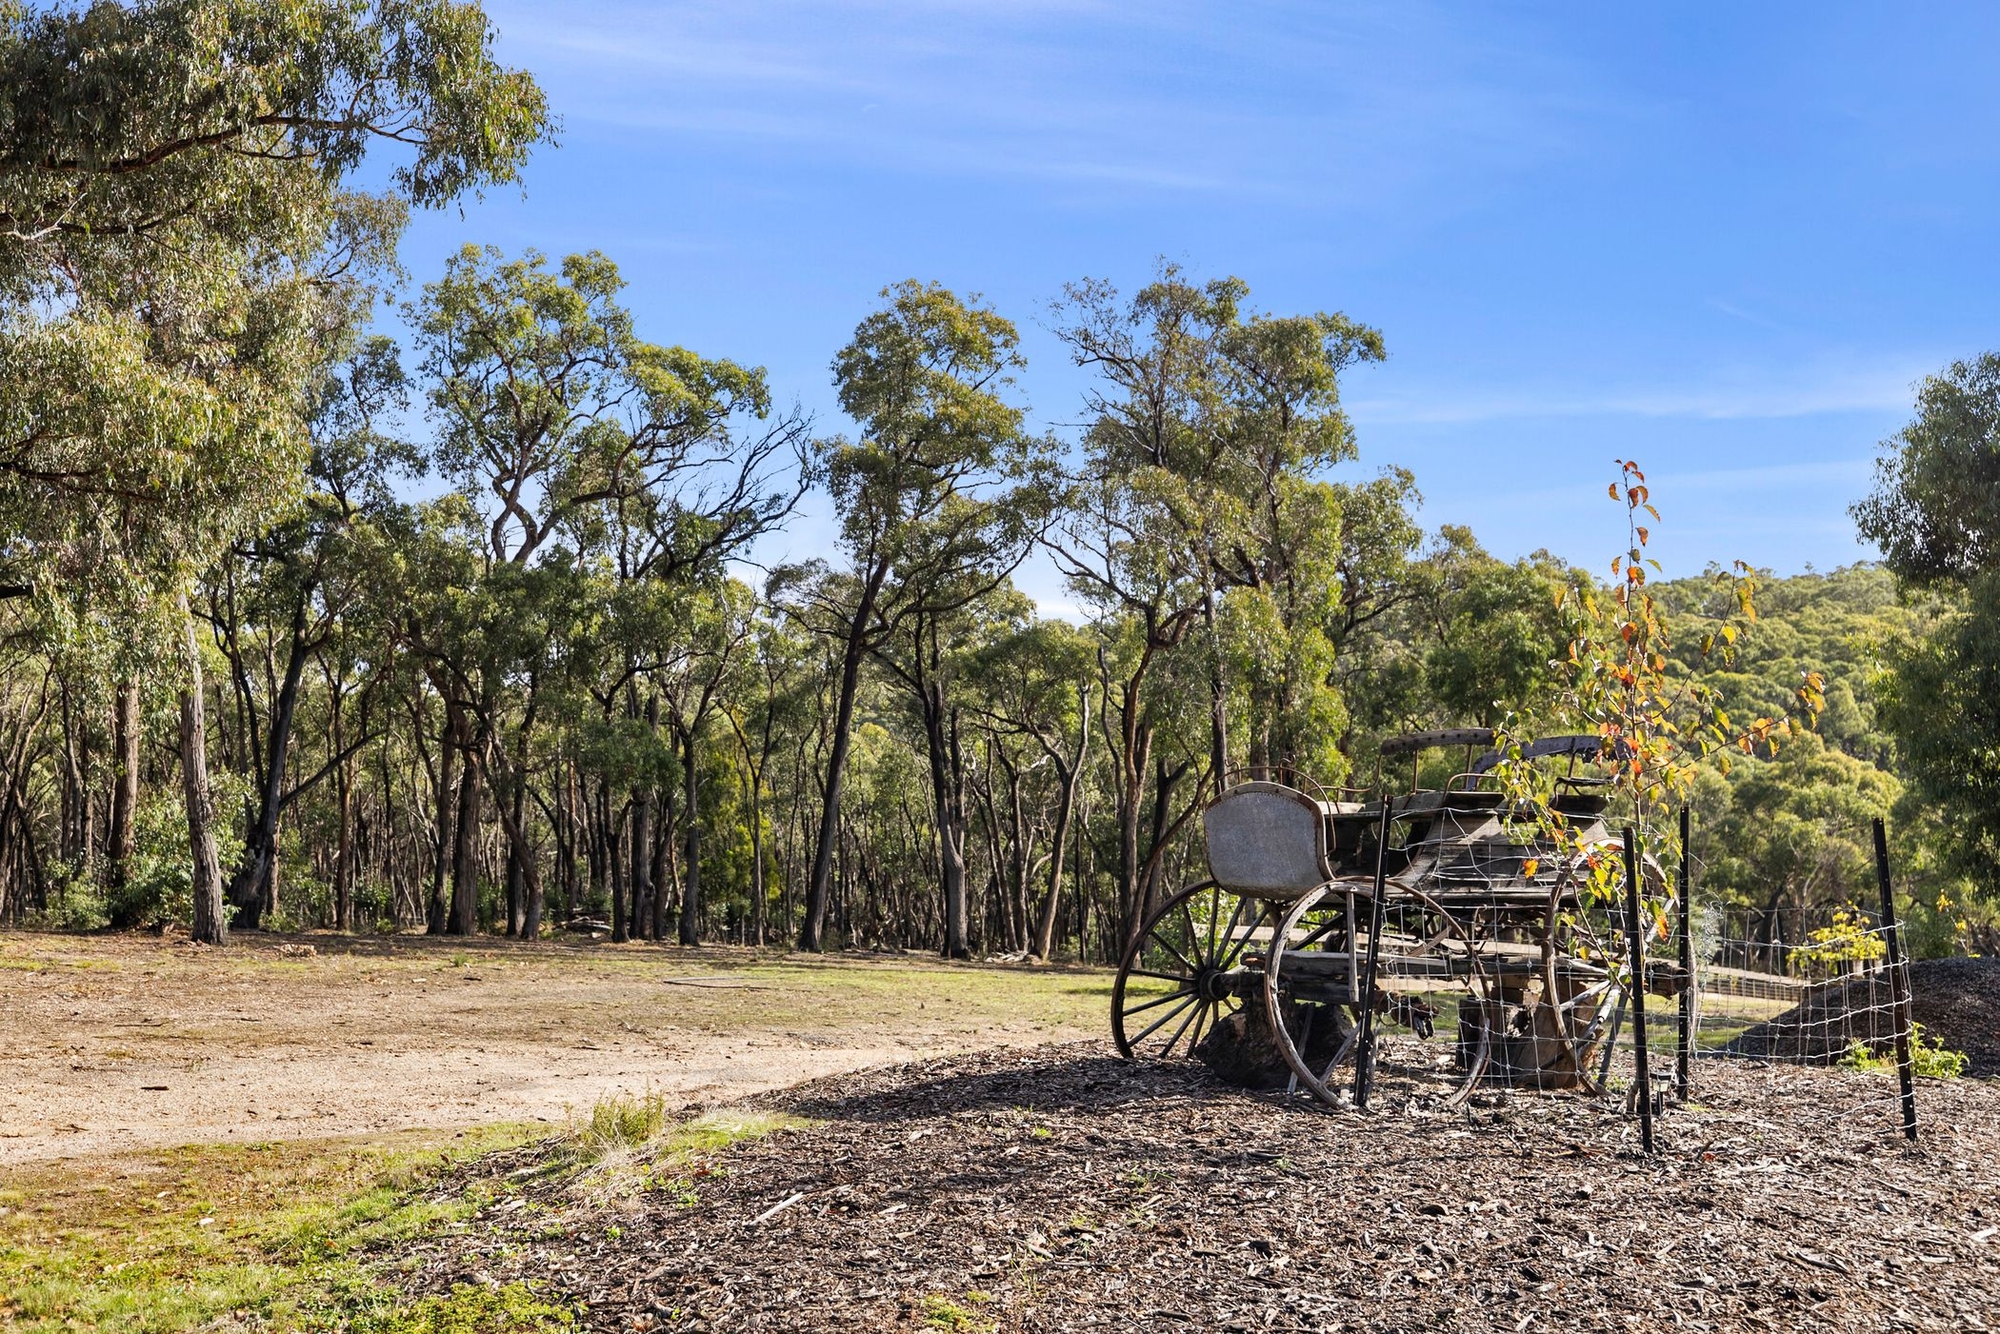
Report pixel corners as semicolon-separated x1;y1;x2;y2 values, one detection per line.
0;932;1105;1165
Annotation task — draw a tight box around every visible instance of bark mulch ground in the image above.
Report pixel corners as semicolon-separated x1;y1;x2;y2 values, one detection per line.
390;1043;2000;1333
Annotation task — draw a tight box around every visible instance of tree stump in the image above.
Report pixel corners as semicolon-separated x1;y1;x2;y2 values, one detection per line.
1194;992;1353;1091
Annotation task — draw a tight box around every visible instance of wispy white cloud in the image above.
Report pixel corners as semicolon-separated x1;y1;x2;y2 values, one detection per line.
487;0;1613;208
1705;298;1793;334
1346;358;1928;424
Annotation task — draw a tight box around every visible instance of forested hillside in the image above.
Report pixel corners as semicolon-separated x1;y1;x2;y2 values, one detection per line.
1;2;1993;965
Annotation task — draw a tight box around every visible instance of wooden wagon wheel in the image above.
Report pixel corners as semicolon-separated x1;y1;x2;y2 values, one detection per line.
1360;884;1493;1109
1264;885;1368;1107
1112;881;1274;1062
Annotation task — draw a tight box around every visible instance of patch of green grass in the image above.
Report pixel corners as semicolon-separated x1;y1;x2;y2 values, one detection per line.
1694;1017;1758;1049
345;1281;575;1332
0;1125;535;1333
661;1109;794;1159
919;1292;997;1332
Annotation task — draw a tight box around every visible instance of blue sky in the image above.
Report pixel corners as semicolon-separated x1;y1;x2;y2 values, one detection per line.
392;2;2000;609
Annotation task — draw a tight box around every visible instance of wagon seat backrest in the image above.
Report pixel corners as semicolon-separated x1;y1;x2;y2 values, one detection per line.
1202;781;1334;899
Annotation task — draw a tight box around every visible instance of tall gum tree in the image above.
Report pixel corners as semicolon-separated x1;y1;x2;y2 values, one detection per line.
1049;263;1382;945
1855;353;2000;907
0;0;551;943
412;245;807;935
792;280;1054;955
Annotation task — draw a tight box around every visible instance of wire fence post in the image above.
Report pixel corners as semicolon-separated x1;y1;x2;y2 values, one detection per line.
1676;804;1694;1102
1870;817;1919;1143
1621;824;1655;1153
1353;802;1393;1110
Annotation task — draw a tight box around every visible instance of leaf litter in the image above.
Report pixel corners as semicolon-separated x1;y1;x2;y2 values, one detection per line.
385;1042;2000;1332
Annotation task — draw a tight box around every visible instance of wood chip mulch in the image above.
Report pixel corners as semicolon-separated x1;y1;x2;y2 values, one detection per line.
389;1043;2000;1333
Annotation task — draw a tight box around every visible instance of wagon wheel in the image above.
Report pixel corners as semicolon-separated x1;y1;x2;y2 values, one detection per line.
1360;888;1491;1108
1264;886;1368;1107
1112;881;1273;1062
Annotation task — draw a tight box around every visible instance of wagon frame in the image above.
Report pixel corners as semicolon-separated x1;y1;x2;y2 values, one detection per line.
1111;729;1654;1108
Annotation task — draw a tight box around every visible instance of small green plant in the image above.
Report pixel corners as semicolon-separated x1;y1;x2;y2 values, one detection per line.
918;1293;996;1332
448;952;470;969
1119;1167;1170;1191
646;1174;700;1206
347;1280;576;1332
1838;1022;1970;1079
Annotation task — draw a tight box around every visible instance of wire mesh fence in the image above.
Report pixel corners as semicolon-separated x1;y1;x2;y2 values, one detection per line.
1335;815;1929;1148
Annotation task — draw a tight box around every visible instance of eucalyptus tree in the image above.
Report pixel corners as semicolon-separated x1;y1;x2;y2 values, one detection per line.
0;0;549;943
1855;353;2000;905
1703;732;1902;958
657;578;756;945
412;245;807;935
869;585;1024;959
379;493;488;934
1416;540;1570;732
553;568;678;942
966;615;1095;960
1049;263;1382;942
210;200;413;927
792;280;1054;955
727;603;816;945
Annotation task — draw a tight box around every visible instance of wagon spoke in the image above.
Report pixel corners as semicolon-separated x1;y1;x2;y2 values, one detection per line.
1122;986;1197;1017
1318;1025;1362;1083
1157;996;1207;1059
1212;896;1250;967
1128;992;1200;1047
1295;912;1346;952
1178;898;1203;965
1215;899;1263;971
1146;928;1198;978
1129;968;1197;985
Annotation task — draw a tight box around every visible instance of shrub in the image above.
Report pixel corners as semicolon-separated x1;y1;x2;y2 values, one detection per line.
1838;1021;1970;1079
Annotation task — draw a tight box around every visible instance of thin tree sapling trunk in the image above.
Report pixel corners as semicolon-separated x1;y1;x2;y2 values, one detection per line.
177;595;227;946
106;679;140;902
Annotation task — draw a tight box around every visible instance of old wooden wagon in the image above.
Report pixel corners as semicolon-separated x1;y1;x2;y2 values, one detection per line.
1111;729;1668;1108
